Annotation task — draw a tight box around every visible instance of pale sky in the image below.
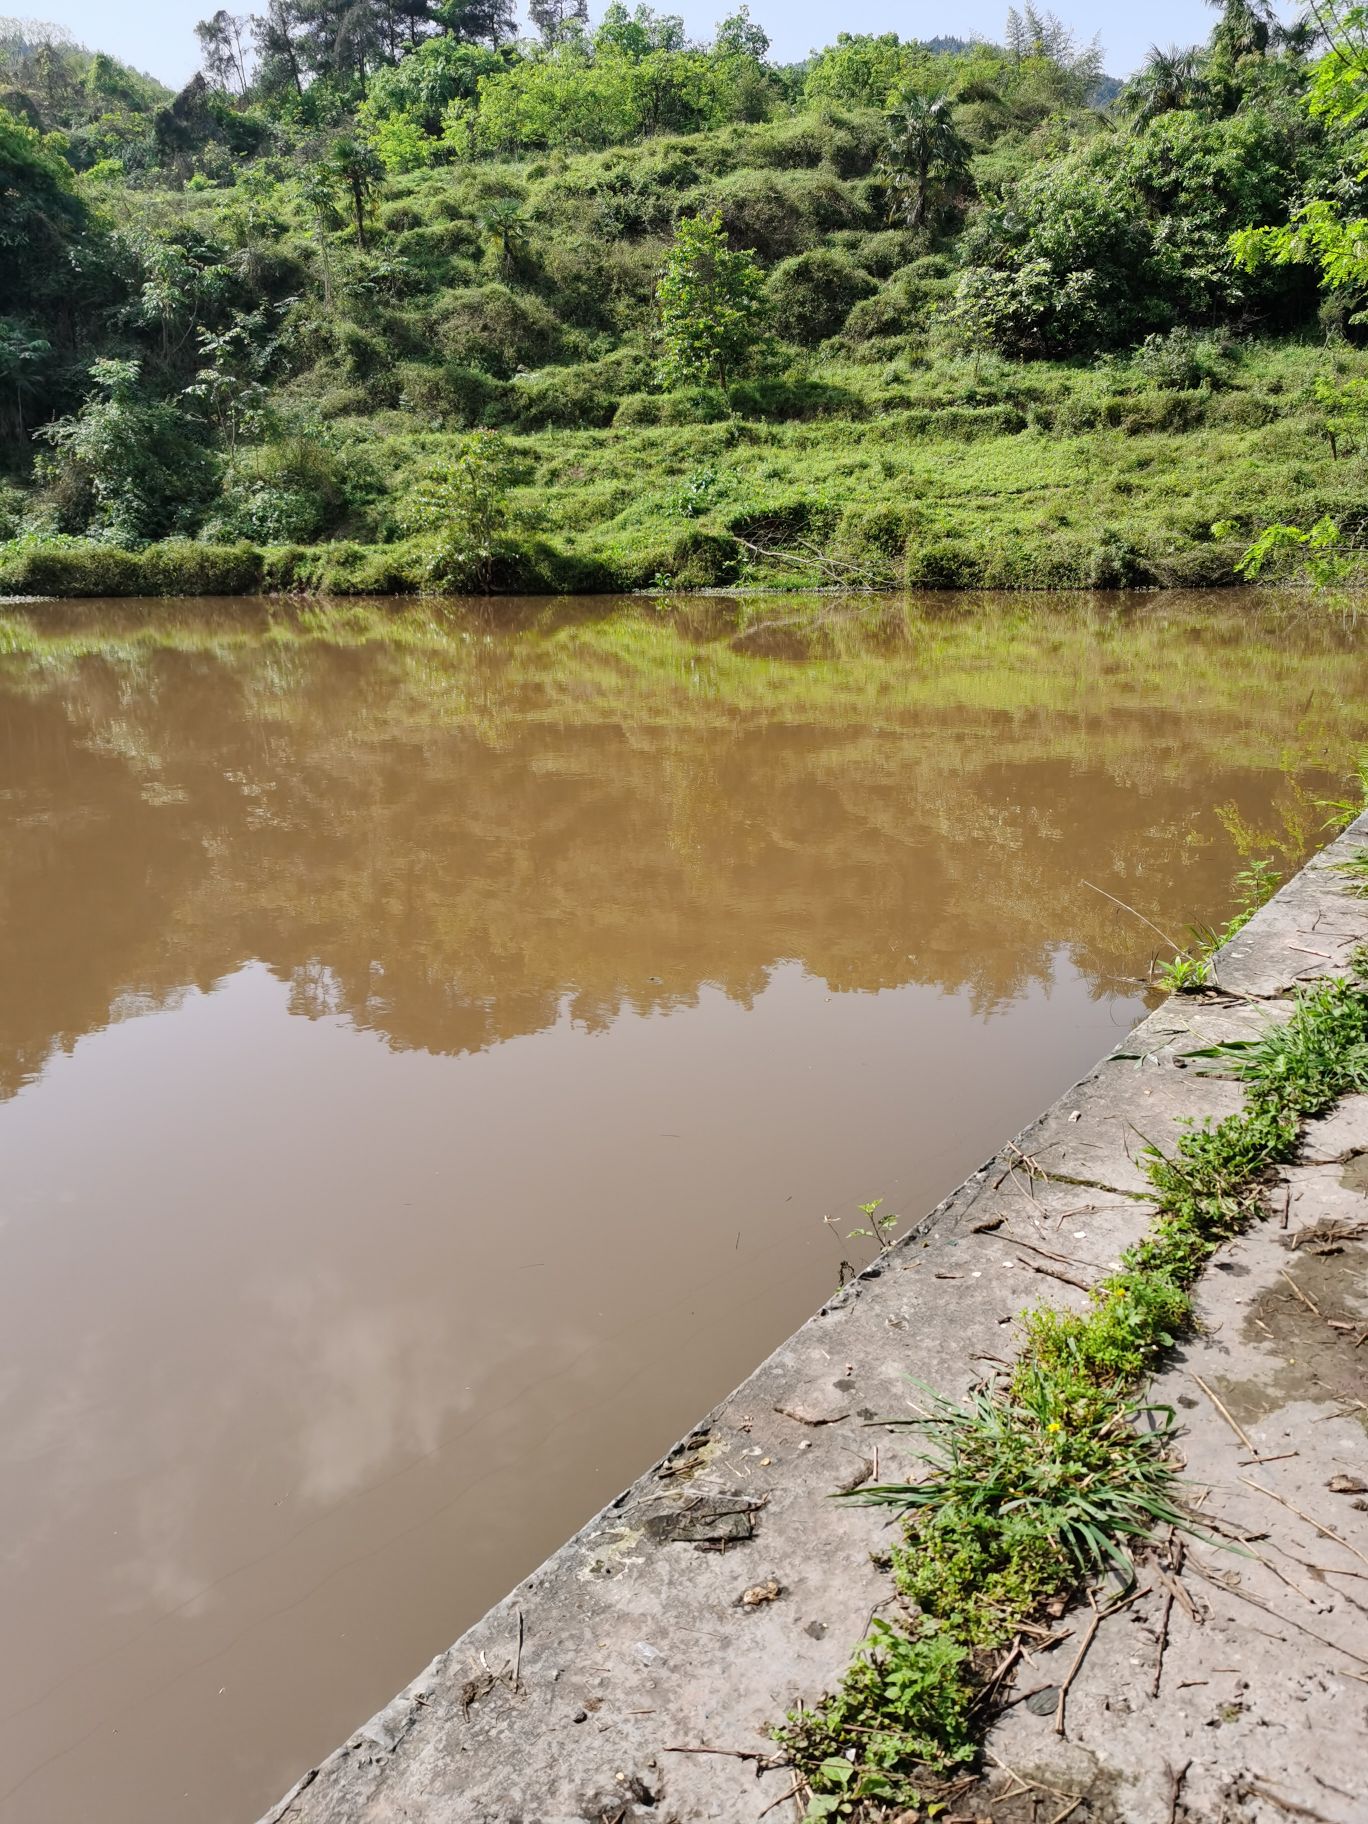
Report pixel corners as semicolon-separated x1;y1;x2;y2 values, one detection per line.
26;2;1271;92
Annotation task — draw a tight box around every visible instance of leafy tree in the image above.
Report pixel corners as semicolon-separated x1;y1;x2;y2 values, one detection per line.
1006;8;1101;72
195;11;251;96
30;40;78;124
358;29;500;161
435;0;517;45
400;428;520;587
181;310;282;457
803;33;920;108
469;38;727;151
1229;2;1368;311
528;0;589;47
363;107;434;169
1003;5;1104;107
715;6;769;62
470;42;633;149
961;99;1316;356
1301;3;1368;124
299;161;343;303
879;93;972;230
595;3;687;60
631;47;726;134
36;357;216;544
656;208;768;401
251;1;308;101
0;321;50;439
0;106;91;317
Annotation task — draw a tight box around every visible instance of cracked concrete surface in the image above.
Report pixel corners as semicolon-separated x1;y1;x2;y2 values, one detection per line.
261;814;1368;1824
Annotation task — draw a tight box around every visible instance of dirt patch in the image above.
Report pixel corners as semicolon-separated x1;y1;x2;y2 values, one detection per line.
976;1759;1126;1823
1234;1241;1368;1420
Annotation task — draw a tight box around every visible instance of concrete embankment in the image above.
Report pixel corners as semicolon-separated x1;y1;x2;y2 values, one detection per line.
263;815;1368;1824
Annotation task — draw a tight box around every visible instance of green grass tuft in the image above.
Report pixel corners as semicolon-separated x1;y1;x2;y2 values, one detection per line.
1335;848;1368;898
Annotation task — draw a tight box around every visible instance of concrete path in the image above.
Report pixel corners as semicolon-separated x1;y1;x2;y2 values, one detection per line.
263;815;1368;1824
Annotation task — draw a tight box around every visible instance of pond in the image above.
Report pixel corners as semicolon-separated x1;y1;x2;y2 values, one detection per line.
0;592;1364;1824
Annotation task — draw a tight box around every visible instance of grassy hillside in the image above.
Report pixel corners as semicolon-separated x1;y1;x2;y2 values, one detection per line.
1;5;1367;595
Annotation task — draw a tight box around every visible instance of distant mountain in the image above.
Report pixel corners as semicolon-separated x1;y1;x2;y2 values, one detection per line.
0;15;169;134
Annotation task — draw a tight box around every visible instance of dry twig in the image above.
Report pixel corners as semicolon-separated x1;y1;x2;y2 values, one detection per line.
1151;1536;1184;1698
1191;1373;1257;1455
1019;1256;1093;1293
1239;1478;1368;1572
1164;1760;1191;1824
1280;1269;1322;1317
1248;1781;1339;1823
1054;1593;1101;1737
1187;1553;1368;1669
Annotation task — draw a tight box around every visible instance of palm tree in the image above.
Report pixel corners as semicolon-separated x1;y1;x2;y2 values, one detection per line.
880;94;973;232
481;198;531;273
1119;45;1207;124
328;135;384;252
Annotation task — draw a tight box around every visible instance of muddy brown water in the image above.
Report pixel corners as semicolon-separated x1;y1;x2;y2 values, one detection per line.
0;592;1364;1824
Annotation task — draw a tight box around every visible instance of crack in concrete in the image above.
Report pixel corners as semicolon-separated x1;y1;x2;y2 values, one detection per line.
1029;1169;1153;1204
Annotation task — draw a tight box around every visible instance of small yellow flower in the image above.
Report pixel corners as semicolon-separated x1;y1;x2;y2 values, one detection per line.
1047;1421;1063;1433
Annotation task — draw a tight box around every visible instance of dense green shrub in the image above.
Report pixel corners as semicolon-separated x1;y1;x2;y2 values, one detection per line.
709;167;869;260
1098;390;1207;434
504;365;623;430
397;360;507;426
766;250;877;342
729;377;868;419
138;540;264;594
841;269;947;345
209;437;358;543
35;358;218;545
1133;327;1236;391
431;283;561;377
904;537;978;589
668;525;742;583
836;227;924;276
0;539;261;596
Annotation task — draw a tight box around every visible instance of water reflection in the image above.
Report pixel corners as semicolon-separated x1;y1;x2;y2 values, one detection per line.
2;592;1361;1101
0;591;1363;1824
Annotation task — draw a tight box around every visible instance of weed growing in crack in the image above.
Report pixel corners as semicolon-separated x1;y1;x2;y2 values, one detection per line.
1182;978;1368;1115
1335;847;1368;897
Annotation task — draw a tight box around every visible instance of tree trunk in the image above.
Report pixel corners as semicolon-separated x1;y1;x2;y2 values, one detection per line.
912;153;929;229
274;7;305;100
